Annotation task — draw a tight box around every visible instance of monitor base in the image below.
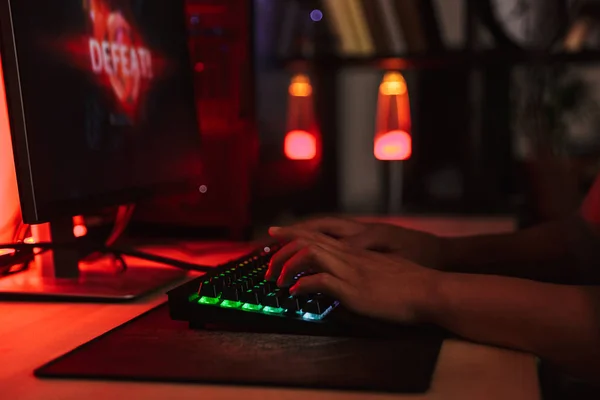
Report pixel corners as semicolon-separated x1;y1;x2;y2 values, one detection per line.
0;262;188;302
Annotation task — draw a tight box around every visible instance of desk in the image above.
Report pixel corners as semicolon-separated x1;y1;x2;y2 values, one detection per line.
0;217;541;399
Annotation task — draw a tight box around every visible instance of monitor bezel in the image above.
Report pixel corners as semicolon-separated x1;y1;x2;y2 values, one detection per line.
0;0;202;224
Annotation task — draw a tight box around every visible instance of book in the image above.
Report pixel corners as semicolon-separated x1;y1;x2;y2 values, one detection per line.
322;0;362;55
417;0;444;51
361;0;392;53
376;0;406;54
345;0;376;56
394;0;428;53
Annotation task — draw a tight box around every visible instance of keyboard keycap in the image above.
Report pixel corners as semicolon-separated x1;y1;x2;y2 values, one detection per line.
241;289;262;305
198;280;219;298
254;283;268;295
222;285;242;301
302;295;334;315
236;278;250;291
262;288;288;308
282;295;308;311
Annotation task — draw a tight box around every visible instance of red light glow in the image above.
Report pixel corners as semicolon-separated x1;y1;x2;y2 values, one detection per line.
72;215;88;238
284;130;317;160
374;130;412;161
285;73;320;161
375;71;412;161
73;225;88;238
0;54;21;244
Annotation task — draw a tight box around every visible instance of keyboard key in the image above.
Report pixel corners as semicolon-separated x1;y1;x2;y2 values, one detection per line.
245;274;258;286
302;295;334;315
211;276;224;290
222;285;241;301
198;280;219;298
262;288;288;308
254;283;268;295
222;271;234;285
241;289;262;305
234;268;245;279
235;279;250;291
282;295;308;311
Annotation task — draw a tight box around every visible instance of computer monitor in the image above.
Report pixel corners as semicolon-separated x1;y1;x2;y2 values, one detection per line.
0;0;202;300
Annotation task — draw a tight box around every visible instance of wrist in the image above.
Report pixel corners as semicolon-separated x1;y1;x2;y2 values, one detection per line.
438;237;460;271
413;269;449;324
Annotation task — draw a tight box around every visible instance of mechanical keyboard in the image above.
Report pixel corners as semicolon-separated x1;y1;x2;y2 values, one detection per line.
167;242;446;338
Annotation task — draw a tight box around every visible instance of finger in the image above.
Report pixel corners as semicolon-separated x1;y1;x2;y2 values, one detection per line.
266;227;346;282
266;240;305;281
278;242;348;287
289;273;348;302
341;233;386;251
291;217;364;238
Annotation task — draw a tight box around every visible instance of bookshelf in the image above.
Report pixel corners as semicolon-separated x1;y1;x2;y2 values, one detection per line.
282;49;600;70
271;0;600;216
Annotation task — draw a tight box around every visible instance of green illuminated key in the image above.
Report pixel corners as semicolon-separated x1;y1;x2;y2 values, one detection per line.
263;306;285;314
199;296;221;305
221;300;242;309
242;303;263;311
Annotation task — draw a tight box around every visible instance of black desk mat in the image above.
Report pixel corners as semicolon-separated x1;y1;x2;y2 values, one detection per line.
35;303;442;393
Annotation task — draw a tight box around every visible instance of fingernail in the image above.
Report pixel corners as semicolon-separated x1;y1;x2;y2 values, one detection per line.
268;226;281;235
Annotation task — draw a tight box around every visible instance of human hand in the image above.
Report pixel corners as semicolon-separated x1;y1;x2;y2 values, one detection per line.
267;226;441;324
278;217;447;269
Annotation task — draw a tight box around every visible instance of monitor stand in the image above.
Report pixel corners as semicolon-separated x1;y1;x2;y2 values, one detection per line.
0;218;187;302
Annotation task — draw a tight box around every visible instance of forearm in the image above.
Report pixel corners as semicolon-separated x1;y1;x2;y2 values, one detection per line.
442;216;600;283
425;273;600;381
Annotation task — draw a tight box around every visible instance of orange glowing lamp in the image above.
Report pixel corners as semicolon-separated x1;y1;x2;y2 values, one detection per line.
285;74;319;161
288;74;313;97
374;72;412;161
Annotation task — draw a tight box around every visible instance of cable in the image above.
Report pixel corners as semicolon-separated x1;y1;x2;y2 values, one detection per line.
83;204;136;262
109;245;214;272
0;241;214;272
107;204;135;246
2;205;218;275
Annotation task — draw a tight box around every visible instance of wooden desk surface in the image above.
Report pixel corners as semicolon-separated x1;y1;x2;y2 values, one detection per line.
0;217;541;399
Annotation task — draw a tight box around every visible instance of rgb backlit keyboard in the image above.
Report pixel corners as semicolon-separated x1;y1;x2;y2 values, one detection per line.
178;243;339;321
168;242;440;338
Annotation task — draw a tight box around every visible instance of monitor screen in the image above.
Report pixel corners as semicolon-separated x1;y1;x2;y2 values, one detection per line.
0;0;202;223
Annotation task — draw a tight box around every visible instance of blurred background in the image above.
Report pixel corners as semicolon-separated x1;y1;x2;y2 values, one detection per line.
124;0;600;240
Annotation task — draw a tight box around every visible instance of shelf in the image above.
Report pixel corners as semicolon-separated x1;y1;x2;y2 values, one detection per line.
280;49;600;70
